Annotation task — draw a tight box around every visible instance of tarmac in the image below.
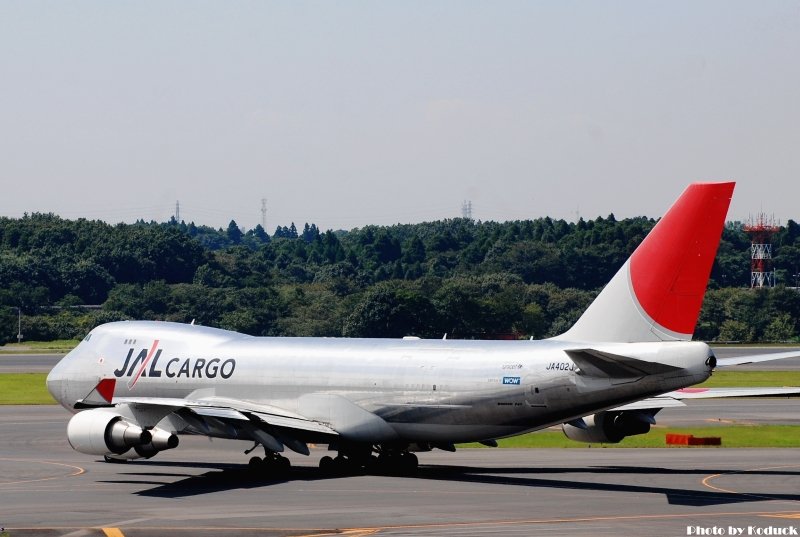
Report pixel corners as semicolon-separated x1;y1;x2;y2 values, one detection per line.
1;405;798;537
1;347;799;536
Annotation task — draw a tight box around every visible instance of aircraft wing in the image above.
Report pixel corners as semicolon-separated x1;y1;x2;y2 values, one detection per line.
607;348;800;411
715;350;800;367
611;386;800;412
665;386;800;399
111;395;338;455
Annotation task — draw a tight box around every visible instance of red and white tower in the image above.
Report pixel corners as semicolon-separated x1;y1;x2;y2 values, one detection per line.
743;213;780;288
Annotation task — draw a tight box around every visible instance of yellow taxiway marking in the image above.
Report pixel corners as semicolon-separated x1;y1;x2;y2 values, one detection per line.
10;515;800;535
702;464;800;504
292;510;800;535
0;457;85;485
297;530;380;537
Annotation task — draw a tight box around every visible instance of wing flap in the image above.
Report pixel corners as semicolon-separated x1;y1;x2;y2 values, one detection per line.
249;411;337;436
612;397;687;411
113;396;338;437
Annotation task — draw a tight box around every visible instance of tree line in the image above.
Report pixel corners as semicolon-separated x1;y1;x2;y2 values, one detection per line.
1;212;800;344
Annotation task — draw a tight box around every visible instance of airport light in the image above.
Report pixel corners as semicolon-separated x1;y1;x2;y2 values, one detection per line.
17;307;22;344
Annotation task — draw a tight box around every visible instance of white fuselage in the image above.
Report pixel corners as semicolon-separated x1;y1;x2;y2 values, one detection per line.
47;321;713;444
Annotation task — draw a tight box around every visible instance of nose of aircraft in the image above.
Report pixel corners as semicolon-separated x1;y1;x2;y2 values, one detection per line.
47;343;88;410
46;353;69;408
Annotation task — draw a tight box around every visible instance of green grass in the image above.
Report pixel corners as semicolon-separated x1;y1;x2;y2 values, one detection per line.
458;425;800;448
0;373;55;404
698;370;800;387
0;340;79;354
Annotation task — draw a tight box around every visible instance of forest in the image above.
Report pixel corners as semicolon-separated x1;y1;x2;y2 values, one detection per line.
2;212;800;344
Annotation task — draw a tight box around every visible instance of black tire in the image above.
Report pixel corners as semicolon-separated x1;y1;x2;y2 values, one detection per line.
403;452;419;472
319;455;335;473
277;456;291;472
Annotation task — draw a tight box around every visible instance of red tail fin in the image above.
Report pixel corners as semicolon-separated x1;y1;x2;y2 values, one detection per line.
556;182;734;343
630;182;735;335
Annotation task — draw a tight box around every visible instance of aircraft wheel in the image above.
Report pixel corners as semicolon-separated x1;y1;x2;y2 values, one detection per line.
103;455;128;464
319;455;335;474
276;455;291;473
376;451;418;475
401;452;419;472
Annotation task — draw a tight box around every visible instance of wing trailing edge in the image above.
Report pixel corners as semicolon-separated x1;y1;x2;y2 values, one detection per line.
715;350;800;367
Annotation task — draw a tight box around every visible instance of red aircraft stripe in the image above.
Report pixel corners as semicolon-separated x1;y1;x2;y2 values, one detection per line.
128;339;160;389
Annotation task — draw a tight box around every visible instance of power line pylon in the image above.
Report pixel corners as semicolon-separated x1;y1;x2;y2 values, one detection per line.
461;200;473;220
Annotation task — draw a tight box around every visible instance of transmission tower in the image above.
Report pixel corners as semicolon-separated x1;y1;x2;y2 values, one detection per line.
261;198;267;229
461;200;473;220
743;213;780;288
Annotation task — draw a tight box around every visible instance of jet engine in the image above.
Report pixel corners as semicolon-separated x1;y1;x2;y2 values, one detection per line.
561;411;653;444
133;427;180;458
67;408;178;456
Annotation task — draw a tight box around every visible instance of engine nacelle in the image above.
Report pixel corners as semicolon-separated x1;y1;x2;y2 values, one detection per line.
562;411;651;444
67;409;151;455
133;427;180;458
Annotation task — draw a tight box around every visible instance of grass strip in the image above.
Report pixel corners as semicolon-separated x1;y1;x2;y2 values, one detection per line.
458;425;800;449
0;373;55;404
0;339;79;354
698;370;800;387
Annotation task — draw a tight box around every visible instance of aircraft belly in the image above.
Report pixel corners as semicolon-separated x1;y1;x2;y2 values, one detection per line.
390;423;527;443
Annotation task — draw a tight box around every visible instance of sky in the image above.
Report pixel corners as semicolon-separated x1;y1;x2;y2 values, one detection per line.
1;1;798;232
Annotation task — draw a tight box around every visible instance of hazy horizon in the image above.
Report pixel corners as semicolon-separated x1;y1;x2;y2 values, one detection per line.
1;2;798;231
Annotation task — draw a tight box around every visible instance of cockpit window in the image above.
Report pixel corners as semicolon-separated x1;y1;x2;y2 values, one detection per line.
83;333;92;342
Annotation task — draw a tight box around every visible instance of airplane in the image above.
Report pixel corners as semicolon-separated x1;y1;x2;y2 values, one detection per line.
46;182;800;474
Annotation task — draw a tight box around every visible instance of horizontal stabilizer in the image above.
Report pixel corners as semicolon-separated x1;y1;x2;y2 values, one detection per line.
565;349;683;378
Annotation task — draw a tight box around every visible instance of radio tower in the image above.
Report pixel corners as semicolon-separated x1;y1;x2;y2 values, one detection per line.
261;198;267;229
743;213;780;288
175;200;180;222
461;200;473;220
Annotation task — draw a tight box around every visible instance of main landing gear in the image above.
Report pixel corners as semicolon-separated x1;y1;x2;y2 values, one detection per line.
245;442;291;476
248;453;291;474
319;445;419;476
